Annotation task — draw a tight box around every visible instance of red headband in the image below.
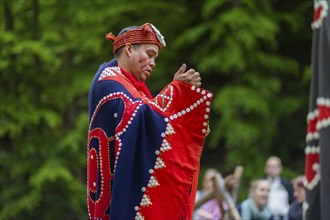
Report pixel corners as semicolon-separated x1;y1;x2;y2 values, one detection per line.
105;23;166;53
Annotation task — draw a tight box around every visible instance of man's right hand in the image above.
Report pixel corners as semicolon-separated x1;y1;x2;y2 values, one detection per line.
173;63;202;88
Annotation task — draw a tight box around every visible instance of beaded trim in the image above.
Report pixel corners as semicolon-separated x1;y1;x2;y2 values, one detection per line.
312;0;329;29
166;85;212;135
305;97;330;190
88;92;141;131
98;66;120;81
134;84;213;219
150;85;174;112
89;75;213;219
306;97;330;141
304;145;320;190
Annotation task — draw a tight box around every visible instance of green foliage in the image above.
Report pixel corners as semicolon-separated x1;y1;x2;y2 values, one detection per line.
175;0;311;200
0;0;312;218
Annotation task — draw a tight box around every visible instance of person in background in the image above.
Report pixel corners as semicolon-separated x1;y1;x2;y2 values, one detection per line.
193;168;223;220
240;179;272;220
288;176;305;220
264;156;294;220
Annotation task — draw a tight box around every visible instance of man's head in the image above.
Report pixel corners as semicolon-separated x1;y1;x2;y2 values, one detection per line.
265;156;283;179
249;179;270;208
110;26;141;58
105;23;166;82
292;175;305;203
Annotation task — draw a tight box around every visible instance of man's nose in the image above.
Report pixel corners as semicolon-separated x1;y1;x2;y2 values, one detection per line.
149;59;156;68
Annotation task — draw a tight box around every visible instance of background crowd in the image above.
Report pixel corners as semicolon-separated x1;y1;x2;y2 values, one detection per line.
194;156;305;220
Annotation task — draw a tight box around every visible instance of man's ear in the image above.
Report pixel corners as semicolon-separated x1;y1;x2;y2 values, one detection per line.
125;43;133;57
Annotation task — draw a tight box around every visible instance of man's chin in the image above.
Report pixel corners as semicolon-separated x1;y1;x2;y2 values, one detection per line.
144;71;151;79
140;73;150;82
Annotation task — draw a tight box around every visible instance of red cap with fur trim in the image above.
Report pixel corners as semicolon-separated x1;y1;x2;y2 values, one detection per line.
105;23;166;53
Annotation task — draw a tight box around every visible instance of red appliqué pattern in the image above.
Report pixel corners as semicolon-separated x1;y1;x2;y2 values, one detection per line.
305;97;330;190
88;92;143;219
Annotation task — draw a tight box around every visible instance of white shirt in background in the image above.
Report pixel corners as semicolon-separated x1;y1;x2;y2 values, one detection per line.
267;177;289;219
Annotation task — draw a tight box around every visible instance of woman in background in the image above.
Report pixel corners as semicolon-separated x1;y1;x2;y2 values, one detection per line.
240;179;272;220
193;168;223;220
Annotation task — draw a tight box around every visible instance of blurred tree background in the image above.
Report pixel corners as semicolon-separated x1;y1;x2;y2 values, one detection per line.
0;0;312;219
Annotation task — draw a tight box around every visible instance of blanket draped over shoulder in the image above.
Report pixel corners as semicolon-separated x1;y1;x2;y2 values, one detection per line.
87;59;213;220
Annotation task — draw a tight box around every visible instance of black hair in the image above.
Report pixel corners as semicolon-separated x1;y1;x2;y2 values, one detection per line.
114;25;141;58
117;25;140;36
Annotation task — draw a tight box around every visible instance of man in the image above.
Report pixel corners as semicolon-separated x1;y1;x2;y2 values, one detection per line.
288;175;305;220
264;156;294;220
87;23;213;220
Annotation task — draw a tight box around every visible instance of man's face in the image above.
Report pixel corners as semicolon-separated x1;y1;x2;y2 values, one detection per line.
265;158;282;178
128;44;159;82
293;184;305;203
252;181;270;208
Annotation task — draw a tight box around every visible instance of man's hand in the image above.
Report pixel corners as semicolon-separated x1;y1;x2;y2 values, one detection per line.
173;63;202;87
